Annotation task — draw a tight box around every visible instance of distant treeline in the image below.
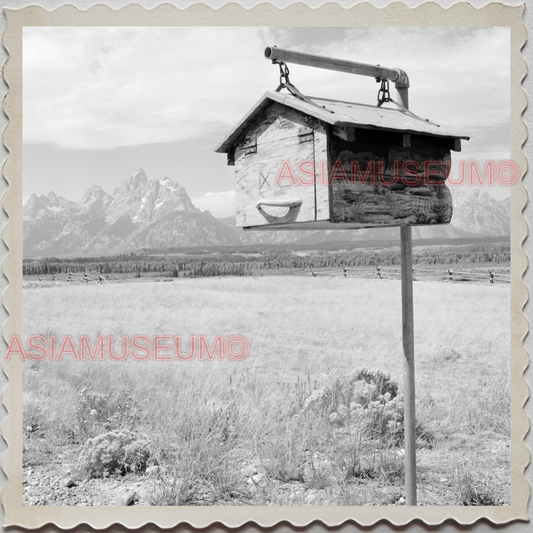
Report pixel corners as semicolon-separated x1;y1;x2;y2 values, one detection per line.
23;242;510;278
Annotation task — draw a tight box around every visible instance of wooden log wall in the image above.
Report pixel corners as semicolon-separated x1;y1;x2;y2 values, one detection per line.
330;131;453;226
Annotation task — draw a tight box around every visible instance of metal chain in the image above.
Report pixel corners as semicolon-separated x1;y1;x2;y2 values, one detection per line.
274;61;292;92
276;62;391;109
376;78;391;107
272;60;333;113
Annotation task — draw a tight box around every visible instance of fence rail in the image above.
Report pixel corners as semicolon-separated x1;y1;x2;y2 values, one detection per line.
310;266;510;284
25;265;511;286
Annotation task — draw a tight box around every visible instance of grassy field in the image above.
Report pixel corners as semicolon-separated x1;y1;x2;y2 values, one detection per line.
22;275;510;506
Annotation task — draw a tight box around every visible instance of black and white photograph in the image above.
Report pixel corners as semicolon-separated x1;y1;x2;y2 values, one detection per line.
1;2;529;529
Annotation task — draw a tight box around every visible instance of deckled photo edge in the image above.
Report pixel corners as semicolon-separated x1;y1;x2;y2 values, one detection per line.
1;1;529;528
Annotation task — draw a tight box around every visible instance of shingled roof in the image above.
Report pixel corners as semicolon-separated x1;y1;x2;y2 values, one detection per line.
215;91;469;154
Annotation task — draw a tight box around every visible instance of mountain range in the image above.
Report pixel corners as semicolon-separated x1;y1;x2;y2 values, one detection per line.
23;169;511;257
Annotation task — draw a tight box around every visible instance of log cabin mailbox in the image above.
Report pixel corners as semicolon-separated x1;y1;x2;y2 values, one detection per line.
215;47;469;506
215;47;469;231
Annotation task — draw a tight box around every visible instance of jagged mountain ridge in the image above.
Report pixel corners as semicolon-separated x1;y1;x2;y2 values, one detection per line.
24;170;510;257
23;169;240;256
450;188;511;236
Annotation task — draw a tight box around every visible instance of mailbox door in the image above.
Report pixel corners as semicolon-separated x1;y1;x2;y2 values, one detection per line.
235;104;320;228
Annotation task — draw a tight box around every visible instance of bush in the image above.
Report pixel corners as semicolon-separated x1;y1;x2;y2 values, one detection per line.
303;368;404;442
77;429;151;478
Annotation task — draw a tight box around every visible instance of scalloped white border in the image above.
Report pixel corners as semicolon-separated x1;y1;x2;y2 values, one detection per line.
1;2;529;529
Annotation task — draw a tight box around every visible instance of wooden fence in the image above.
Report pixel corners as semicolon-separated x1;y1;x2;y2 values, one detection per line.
310;265;510;284
26;265;511;286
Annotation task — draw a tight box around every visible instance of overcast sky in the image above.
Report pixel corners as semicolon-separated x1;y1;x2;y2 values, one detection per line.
23;26;510;217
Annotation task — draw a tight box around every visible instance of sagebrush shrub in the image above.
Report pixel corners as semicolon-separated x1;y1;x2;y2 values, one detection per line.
335;368;399;404
303;368;403;442
77;429;151;478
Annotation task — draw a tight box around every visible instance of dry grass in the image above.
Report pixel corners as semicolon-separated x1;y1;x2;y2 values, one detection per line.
22;275;510;505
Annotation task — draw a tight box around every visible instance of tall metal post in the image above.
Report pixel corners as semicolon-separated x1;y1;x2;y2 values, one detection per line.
400;226;417;505
399;84;416;505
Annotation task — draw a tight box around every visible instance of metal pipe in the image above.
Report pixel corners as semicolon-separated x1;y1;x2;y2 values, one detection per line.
265;46;409;88
397;84;416;505
400;226;417;505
